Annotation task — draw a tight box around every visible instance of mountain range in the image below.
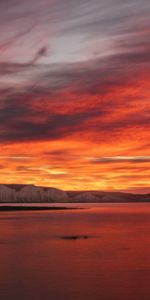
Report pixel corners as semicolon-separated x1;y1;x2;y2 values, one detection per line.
0;184;150;203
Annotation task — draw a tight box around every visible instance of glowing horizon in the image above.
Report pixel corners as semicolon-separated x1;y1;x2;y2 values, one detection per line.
0;0;150;193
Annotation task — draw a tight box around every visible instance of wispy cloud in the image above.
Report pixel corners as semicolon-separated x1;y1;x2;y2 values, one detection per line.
0;0;149;191
0;156;33;162
90;156;150;164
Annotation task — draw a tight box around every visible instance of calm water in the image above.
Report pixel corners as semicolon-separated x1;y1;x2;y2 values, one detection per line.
0;203;150;300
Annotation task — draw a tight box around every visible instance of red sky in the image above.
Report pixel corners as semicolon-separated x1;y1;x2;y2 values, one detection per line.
0;0;150;192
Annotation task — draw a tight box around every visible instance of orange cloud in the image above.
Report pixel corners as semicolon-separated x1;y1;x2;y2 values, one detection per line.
0;0;150;192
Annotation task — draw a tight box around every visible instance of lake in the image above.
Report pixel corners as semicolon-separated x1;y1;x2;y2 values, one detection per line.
0;203;150;300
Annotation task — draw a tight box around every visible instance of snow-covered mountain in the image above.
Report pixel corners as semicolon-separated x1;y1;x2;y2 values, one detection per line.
0;184;149;203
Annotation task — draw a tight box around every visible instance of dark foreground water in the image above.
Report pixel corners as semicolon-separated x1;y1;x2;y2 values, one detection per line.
0;203;150;300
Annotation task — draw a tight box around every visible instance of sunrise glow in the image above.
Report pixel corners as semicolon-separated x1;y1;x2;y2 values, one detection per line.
0;0;150;192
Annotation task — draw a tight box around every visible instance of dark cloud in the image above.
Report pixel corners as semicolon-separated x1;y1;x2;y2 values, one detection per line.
90;156;150;164
0;99;103;142
30;46;48;65
0;0;149;145
0;35;150;143
0;0;149;192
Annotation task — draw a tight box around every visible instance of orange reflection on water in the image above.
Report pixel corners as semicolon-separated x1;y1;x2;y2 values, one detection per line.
0;204;150;300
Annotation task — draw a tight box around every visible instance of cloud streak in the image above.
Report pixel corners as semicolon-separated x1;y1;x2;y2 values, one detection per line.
0;0;149;191
90;156;150;164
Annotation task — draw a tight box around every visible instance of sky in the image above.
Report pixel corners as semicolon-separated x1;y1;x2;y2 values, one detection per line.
0;0;150;192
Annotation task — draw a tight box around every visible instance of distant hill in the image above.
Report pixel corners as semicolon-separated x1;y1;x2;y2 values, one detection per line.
0;184;150;203
0;184;68;203
67;190;150;203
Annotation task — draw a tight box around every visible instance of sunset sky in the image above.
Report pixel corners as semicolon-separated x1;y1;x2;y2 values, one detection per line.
0;0;150;192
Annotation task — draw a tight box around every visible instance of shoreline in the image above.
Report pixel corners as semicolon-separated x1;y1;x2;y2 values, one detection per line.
0;206;80;211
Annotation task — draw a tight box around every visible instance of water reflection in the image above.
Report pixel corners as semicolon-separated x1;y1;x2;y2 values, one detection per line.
0;204;150;300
